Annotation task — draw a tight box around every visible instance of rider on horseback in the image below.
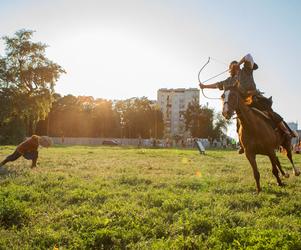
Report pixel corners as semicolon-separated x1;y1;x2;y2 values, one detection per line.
199;54;296;153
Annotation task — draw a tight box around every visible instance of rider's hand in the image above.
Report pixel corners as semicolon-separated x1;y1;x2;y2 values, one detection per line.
199;83;205;89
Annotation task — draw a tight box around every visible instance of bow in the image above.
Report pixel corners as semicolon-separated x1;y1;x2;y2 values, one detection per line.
198;57;229;100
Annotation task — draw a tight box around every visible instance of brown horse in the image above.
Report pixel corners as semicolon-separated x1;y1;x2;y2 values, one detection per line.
221;87;300;193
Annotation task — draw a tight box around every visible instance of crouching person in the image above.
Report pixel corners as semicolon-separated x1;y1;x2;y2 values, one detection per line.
0;135;52;173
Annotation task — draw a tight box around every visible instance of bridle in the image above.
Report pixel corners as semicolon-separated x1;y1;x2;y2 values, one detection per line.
222;88;240;118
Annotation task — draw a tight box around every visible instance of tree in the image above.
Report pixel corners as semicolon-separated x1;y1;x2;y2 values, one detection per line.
114;97;164;138
183;98;230;140
211;113;232;141
92;98;120;137
0;29;65;137
0;88;26;143
183;98;214;138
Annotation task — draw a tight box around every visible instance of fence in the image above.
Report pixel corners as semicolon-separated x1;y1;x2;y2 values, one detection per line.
50;137;211;148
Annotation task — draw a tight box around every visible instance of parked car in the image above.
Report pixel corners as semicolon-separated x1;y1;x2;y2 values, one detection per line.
102;140;119;146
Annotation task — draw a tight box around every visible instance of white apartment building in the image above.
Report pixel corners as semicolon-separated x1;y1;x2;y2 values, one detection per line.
157;88;200;137
287;122;298;131
287;122;299;145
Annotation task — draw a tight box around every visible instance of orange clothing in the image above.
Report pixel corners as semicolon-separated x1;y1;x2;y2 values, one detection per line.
16;135;40;154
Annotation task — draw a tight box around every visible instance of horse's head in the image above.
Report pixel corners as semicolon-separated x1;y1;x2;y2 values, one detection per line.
221;88;239;120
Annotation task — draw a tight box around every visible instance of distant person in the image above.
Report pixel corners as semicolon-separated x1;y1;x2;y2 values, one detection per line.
152;138;157;148
0;135;52;174
199;53;295;153
138;135;142;148
165;138;170;148
61;133;65;144
181;139;186;148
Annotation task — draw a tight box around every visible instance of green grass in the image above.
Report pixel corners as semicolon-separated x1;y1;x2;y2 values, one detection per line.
0;146;301;249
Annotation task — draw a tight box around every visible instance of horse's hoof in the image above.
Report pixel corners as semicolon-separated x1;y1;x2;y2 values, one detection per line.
294;169;301;176
278;182;286;187
284;173;290;178
238;148;244;154
254;188;261;195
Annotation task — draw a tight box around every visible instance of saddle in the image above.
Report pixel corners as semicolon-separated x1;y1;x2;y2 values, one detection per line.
247;93;275;126
250;107;277;129
252;94;273;110
251;107;272;120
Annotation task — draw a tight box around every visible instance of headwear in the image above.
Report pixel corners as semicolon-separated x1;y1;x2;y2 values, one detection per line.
229;60;238;69
39;136;53;147
253;63;258;70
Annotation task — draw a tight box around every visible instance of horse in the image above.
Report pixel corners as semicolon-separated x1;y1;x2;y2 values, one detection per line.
221;87;300;193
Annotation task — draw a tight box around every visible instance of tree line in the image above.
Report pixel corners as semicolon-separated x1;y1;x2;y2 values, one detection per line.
36;94;229;141
35;95;164;139
0;29;229;144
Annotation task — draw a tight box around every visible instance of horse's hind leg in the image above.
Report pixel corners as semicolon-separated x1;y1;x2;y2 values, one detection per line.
282;139;300;176
269;153;284;186
246;153;261;193
287;150;300;176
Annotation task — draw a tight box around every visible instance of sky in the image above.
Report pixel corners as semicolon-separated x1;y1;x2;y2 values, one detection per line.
0;0;301;137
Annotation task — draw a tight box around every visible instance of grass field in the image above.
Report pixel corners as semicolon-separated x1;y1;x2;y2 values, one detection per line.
0;146;301;249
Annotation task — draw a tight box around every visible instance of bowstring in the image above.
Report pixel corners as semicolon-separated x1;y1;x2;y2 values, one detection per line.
198;57;228;100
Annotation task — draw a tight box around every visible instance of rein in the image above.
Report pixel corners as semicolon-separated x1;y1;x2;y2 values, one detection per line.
223;90;239;110
223;89;241;121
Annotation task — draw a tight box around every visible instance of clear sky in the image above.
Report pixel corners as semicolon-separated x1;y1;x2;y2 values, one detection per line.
0;0;301;137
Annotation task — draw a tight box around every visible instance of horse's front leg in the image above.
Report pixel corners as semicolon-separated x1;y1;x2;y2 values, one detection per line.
245;152;261;193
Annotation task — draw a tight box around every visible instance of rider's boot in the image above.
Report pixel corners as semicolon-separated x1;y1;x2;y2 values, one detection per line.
278;121;294;137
